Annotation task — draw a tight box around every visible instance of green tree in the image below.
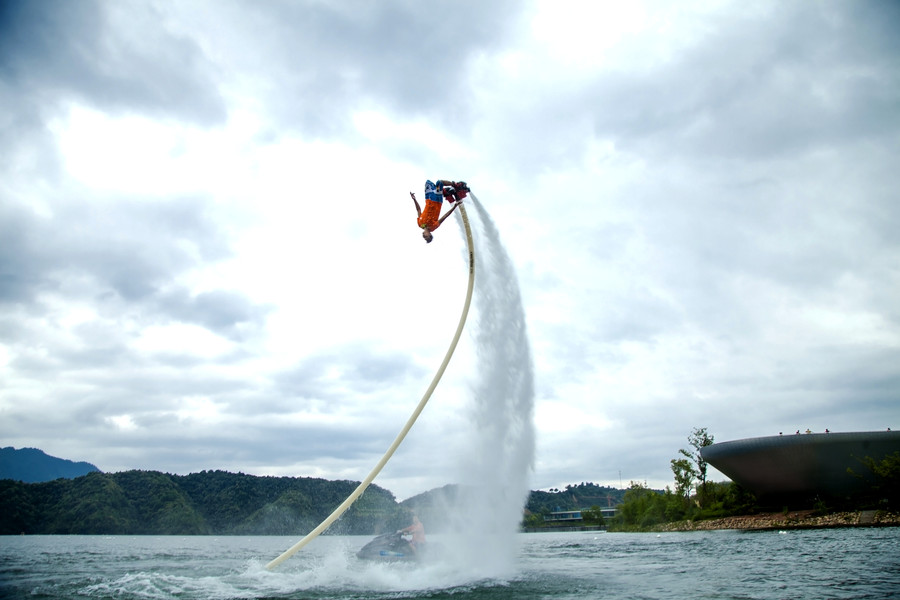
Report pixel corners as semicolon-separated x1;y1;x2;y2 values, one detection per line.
0;480;36;534
848;451;900;509
679;427;714;507
581;505;606;526
522;512;544;529
695;481;758;519
51;472;135;534
113;471;208;534
670;457;695;502
613;481;669;529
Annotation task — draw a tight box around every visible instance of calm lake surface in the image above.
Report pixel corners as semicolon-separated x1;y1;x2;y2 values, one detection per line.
2;528;898;599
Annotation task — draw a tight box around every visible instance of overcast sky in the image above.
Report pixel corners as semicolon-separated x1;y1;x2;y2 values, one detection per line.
1;0;898;501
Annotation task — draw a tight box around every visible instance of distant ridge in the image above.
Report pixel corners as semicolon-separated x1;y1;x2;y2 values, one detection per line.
0;447;101;483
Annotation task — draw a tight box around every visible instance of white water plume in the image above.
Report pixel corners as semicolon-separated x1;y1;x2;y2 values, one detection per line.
443;194;536;574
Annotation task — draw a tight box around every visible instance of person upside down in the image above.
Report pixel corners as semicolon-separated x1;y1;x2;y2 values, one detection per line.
410;179;470;243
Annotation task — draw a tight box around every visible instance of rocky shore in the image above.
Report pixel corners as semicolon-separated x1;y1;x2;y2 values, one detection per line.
659;509;900;532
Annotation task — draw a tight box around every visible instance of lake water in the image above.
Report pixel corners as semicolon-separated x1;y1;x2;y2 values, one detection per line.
2;528;898;599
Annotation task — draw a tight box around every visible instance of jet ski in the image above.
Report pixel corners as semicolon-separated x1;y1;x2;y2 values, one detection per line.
356;532;428;562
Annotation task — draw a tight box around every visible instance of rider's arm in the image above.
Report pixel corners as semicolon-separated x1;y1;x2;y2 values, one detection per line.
410;192;422;217
437;201;460;225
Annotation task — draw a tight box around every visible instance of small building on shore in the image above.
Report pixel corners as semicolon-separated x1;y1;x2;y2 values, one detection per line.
543;508;618;523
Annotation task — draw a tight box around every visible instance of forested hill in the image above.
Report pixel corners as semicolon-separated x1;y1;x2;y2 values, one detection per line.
396;482;628;531
0;447;100;483
0;470;404;536
525;482;627;514
1;469;630;536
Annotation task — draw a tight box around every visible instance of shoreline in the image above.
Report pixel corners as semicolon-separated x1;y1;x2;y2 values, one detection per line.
658;509;900;532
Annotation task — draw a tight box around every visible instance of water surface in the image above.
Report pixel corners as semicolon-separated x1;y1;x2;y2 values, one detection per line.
2;529;897;599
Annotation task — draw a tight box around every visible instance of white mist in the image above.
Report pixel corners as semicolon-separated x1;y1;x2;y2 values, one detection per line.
444;195;536;576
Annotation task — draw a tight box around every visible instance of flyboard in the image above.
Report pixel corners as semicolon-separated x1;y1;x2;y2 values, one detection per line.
266;202;475;570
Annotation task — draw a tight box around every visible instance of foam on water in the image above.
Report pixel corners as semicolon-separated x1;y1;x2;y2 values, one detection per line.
6;528;898;599
245;540;509;596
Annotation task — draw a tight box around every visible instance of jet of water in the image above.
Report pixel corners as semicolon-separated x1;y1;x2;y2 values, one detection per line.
444;194;536;575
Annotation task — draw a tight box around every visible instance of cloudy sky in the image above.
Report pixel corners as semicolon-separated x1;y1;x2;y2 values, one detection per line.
1;0;898;501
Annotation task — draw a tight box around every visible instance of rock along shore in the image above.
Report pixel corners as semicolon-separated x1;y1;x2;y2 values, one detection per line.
659;510;900;532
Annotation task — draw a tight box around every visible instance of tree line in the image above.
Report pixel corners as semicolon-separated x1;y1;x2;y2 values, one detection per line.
522;482;626;529
5;429;895;535
608;427;900;531
0;470;630;536
0;469;408;535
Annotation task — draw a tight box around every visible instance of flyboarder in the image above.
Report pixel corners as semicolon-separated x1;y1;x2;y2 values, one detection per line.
410;180;470;243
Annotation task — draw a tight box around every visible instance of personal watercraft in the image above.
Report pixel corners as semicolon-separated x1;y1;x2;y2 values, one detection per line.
356;532;433;562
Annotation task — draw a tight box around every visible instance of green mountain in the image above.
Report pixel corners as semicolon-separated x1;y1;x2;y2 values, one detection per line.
0;469;630;536
0;469;405;535
0;449;630;536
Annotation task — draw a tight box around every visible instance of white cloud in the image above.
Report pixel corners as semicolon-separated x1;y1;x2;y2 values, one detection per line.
132;323;233;357
1;0;898;502
106;415;138;431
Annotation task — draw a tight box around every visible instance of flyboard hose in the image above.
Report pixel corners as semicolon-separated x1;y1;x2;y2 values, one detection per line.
266;202;475;570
